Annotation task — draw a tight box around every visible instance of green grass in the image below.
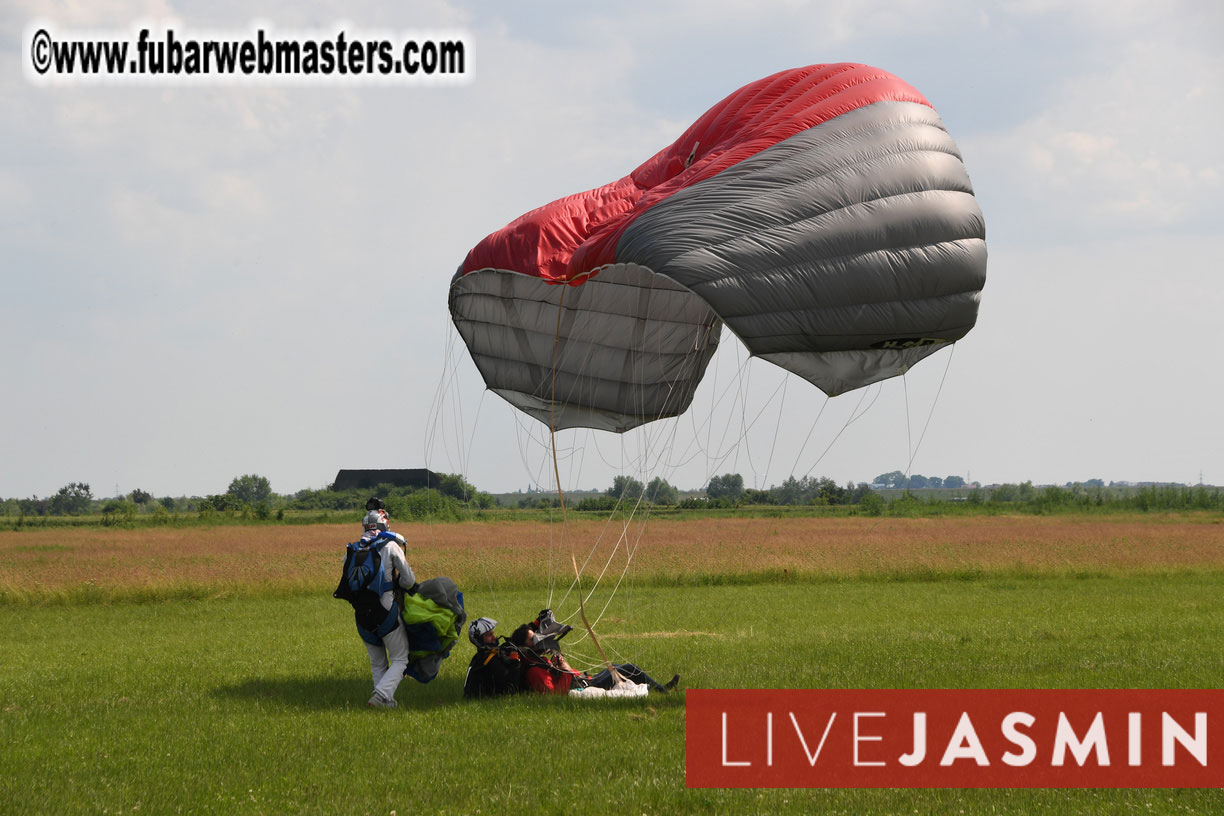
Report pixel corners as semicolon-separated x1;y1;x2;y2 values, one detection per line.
2;574;1223;814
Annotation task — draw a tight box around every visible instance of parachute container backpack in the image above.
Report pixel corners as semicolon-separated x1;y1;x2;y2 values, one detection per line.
450;64;987;431
334;534;400;643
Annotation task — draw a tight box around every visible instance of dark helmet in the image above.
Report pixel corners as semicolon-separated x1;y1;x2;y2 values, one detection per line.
365;497;385;512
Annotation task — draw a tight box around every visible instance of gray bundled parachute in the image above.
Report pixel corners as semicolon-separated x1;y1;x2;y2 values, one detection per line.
451;64;986;432
402;577;466;684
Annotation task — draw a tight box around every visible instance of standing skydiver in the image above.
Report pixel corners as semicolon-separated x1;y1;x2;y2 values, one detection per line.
334;497;418;709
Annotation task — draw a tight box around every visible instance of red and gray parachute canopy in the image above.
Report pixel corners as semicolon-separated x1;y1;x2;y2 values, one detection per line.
450;64;987;433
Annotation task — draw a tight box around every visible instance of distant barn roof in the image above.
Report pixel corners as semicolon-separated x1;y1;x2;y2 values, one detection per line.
333;468;442;491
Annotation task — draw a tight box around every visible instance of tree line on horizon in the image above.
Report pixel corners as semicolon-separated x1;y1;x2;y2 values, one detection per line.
0;472;498;523
4;470;1222;521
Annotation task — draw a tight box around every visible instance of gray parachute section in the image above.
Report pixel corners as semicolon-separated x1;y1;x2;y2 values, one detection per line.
448;263;722;432
449;99;985;431
615;101;986;397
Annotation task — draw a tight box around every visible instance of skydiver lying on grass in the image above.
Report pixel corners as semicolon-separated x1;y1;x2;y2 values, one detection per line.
463;610;679;698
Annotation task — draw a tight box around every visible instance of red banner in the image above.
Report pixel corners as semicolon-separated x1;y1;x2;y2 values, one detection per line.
685;689;1224;788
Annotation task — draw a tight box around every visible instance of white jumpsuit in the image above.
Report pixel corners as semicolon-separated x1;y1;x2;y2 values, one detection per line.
362;532;416;706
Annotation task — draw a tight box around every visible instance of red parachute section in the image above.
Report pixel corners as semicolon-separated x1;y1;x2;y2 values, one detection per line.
458;63;930;285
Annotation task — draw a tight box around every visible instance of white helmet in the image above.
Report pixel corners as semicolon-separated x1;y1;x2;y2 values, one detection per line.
362;509;389;532
468;617;498;647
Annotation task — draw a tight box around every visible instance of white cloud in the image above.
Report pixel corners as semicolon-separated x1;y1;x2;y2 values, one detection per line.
0;3;676;496
2;0;1222;496
0;168;28;218
968;30;1222;235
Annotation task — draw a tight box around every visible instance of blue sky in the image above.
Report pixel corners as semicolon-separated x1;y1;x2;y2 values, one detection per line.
2;0;1221;498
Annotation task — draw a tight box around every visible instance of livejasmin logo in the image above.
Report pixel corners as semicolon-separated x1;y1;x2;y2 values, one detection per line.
685;690;1223;788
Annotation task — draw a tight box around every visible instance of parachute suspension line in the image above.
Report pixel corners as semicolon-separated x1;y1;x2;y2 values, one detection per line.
571;482;649;640
548;287;567;521
462;389;488;502
424;329;471;484
683;371;788;490
662;345;752;471
545;436;651;665
553;457;651;621
424;331;473;524
552;434;640;613
547;286;617;680
902;372;914;488
514;413;556;494
596;278;699;637
663;320;721;476
583;361;700;636
565;511;617;678
422;330;457;541
556;315;705;640
547;285;568;608
537;285;626;607
421;331;452;471
426;329;506;625
536;277;663;617
905;343;958;482
553;427;594;608
445;332;468;485
549;303;716;654
442;383;488;527
585;515;647;631
800;382;879;480
545;437;561;606
731;343;749;476
703;326;721;480
788;394;831;476
763;375;788;488
563;319;744;649
694;343;754;471
566;345;783;638
739;358;766;488
627;328;742;477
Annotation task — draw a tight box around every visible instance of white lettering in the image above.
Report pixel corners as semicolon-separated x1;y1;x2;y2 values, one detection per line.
767;712;773;767
1162;712;1207;766
940;712;990;766
898;712;926;766
1053;712;1110;766
1129;712;1142;766
721;711;750;767
1001;711;1037;766
854;712;886;767
790;711;837;766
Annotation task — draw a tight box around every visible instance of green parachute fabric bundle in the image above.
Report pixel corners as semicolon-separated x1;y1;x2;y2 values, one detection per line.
401;576;466;683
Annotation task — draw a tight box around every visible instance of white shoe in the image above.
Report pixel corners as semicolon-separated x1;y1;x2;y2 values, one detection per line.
367;694;398;709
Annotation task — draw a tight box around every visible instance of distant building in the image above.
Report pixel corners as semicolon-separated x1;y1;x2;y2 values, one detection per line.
332;468;442;492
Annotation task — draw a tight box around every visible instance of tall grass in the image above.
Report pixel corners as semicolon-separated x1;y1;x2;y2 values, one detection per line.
4;515;1223;610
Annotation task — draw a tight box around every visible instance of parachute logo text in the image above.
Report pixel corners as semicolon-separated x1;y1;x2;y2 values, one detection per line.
871;338;949;351
451;64;987;432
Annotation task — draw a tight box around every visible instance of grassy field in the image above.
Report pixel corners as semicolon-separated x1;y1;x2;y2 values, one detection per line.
1;514;1222;814
3;514;1222;603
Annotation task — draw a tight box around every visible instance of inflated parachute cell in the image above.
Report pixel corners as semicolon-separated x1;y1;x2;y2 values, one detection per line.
450;64;986;433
